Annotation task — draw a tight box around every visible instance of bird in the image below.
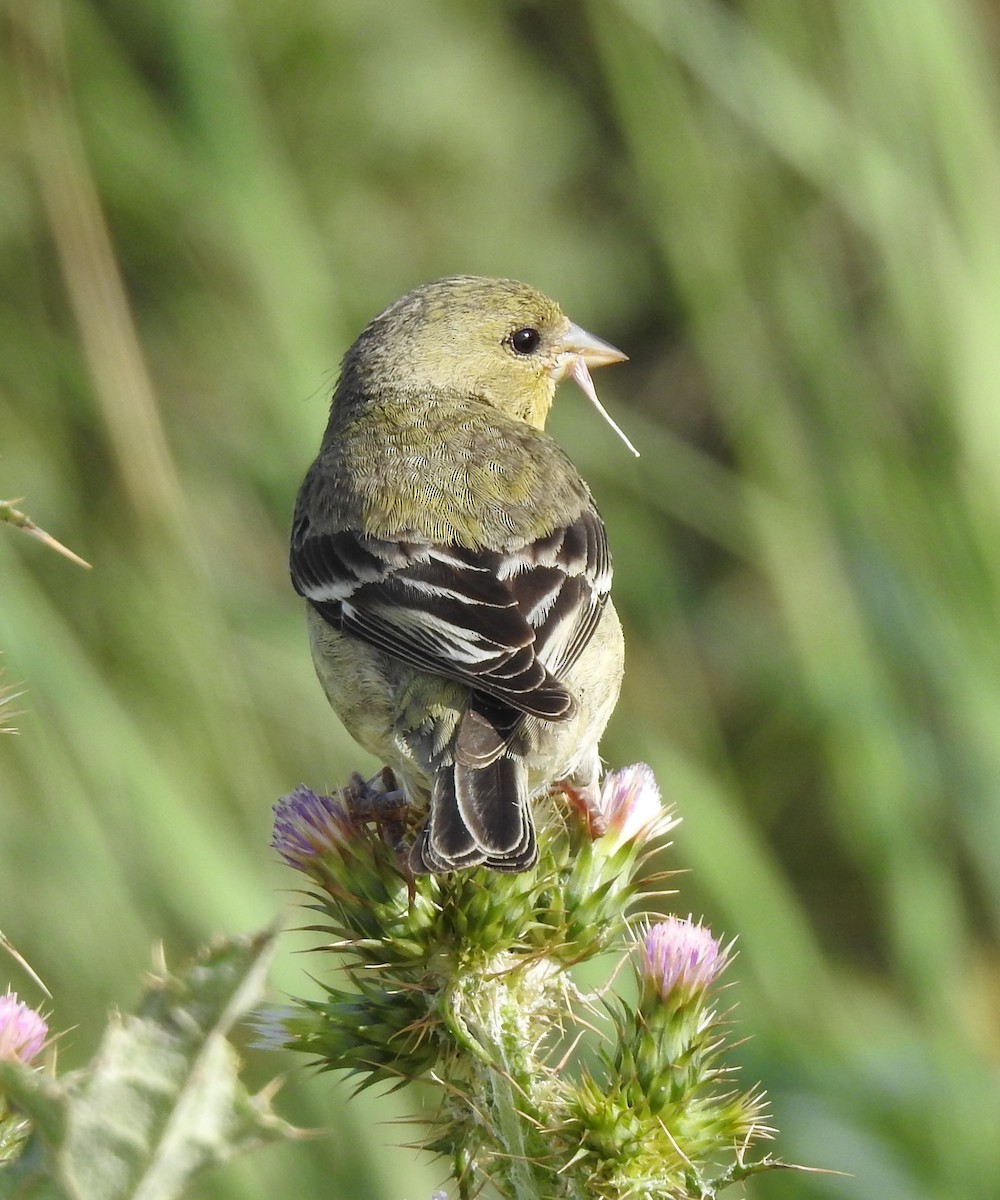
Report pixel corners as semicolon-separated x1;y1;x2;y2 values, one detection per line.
290;275;631;873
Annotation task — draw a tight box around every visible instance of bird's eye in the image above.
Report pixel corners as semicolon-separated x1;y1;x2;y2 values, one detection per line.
509;327;541;355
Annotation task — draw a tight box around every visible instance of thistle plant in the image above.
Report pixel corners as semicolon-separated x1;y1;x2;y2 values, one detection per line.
0;933;294;1198
266;765;787;1199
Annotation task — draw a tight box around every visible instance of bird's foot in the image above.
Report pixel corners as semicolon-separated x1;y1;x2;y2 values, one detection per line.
344;768;410;855
556;779;607;839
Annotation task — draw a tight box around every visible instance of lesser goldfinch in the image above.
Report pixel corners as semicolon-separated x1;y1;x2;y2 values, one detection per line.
291;275;629;873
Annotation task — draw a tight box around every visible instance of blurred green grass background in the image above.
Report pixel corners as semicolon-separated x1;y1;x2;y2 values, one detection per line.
3;1;1000;1196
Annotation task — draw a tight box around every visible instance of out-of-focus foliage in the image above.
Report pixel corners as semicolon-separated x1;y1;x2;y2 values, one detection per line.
2;1;999;1197
0;931;293;1198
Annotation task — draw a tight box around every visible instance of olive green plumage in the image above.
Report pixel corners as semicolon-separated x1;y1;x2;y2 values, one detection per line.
291;275;626;873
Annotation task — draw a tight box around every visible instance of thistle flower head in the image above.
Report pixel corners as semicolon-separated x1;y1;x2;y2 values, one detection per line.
594;763;677;853
640;915;729;1005
271;786;354;871
0;993;48;1064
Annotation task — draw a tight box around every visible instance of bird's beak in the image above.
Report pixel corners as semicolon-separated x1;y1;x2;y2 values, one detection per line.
557;322;629;372
552;323;639;458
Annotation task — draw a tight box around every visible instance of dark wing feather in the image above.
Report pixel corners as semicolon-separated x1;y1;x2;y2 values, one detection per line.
510;511;611;682
290;508;611;723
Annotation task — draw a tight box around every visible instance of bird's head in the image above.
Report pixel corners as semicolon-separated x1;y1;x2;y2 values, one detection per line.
336;275;636;454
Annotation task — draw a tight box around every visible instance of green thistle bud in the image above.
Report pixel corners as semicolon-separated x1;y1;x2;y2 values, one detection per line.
631;917;734;1115
562;918;771;1195
544;764;679;961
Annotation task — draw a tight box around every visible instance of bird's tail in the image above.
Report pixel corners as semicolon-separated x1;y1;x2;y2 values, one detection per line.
410;754;537;874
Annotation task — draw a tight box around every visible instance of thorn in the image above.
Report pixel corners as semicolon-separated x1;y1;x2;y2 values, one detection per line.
1;499;91;568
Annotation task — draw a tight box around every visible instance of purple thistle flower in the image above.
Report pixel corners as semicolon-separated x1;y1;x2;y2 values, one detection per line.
595;763;677;852
0;992;48;1064
641;916;728;1002
271;785;354;870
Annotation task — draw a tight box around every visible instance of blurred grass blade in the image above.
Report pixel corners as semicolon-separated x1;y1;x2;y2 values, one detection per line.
0;931;50;998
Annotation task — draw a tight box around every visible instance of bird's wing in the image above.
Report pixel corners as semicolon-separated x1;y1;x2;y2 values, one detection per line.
290;509;611;722
513;512;611;683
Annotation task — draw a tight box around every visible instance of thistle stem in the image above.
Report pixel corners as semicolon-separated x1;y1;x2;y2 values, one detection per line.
455;961;552;1199
485;1059;540;1200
